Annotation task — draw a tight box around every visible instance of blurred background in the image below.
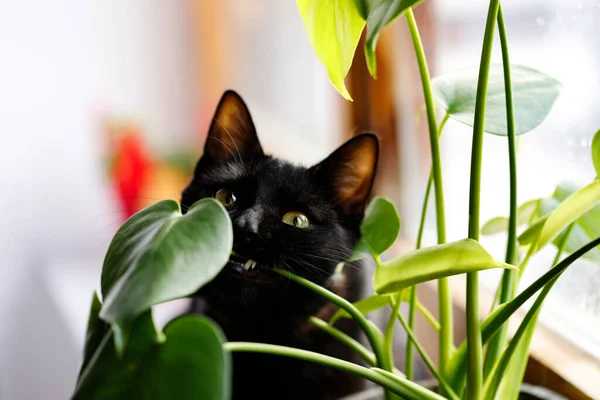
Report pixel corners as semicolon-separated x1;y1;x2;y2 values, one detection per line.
1;1;599;399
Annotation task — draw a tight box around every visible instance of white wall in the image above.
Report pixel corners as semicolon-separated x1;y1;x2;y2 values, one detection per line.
0;2;197;399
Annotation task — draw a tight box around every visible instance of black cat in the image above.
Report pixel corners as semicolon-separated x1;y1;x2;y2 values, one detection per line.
181;91;379;400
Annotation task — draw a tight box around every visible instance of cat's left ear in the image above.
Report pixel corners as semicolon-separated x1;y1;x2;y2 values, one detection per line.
204;90;263;162
311;134;379;215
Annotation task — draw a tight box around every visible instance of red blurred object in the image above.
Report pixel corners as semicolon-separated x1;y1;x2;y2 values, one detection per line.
110;126;153;221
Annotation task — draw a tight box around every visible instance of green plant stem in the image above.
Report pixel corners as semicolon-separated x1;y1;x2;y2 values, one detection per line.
446;235;600;395
407;113;449;379
466;0;501;398
483;5;517;379
385;292;404;364
394;304;460;400
483;224;575;399
275;269;389;385
405;9;452;379
309;317;377;367
224;342;443;400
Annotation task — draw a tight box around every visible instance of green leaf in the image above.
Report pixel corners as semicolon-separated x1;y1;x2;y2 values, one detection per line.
445;236;600;395
100;199;233;353
78;292;111;376
517;199;540;225
538;190;600;262
592;129;600;178
374;238;517;294
481;216;509;235
297;0;366;100
520;180;600;253
74;312;230;400
361;196;401;255
432;65;561;136
364;0;422;77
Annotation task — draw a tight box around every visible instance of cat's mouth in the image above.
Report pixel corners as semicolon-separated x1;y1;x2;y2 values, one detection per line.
226;253;274;281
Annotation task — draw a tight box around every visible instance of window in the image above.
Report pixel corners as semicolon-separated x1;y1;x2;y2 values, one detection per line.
416;0;600;358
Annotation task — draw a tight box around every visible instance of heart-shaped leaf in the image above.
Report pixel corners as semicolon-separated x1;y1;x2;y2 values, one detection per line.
432;65;561;136
361;196;401;255
364;0;422;76
74;306;230;400
100;199;233;353
593;129;600;178
374;238;517;294
297;0;366;100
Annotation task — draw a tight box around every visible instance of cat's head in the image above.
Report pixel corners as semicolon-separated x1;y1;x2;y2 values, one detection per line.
182;91;378;301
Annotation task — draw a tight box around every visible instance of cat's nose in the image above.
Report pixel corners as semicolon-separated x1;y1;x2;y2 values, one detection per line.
234;207;263;242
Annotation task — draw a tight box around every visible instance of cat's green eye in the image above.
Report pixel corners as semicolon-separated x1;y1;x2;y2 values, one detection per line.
215;189;236;207
282;211;310;229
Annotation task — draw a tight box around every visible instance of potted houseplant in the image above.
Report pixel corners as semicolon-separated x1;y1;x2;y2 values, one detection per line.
71;1;600;399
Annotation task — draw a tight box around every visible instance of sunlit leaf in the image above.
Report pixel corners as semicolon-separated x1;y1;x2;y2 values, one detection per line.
481;216;509;235
74;309;230;400
432;65;561;136
517;199;540;225
531;180;600;252
100;199;233;353
297;0;366;100
364;0;422;76
592;129;600;178
445;236;600;394
373;239;517;294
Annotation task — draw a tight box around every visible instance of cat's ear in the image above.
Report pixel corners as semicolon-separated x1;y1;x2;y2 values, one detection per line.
311;134;379;215
204;90;263;162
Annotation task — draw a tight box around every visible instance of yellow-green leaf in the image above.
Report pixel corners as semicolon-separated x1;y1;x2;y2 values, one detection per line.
593;129;600;177
374;238;517;294
481;216;509;235
534;180;600;252
297;0;366;100
517;199;541;225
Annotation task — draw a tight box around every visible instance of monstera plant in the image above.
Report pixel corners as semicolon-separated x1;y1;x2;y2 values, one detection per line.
73;1;600;399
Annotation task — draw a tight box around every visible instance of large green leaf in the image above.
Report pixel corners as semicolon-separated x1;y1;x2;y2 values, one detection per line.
74;309;230;400
445;236;600;395
519;180;600;253
100;199;233;353
364;0;422;76
297;0;366;100
373;238;517;294
592;129;600;177
432;65;561;136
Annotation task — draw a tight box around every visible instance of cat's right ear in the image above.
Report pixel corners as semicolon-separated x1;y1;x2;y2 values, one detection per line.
203;90;263;162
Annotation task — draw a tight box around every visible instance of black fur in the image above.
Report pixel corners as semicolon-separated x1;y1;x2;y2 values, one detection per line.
181;91;378;400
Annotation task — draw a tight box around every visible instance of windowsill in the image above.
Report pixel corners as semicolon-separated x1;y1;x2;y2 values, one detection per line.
390;238;600;400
